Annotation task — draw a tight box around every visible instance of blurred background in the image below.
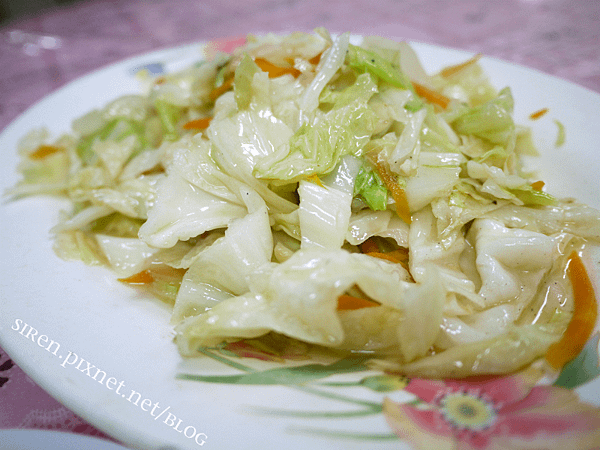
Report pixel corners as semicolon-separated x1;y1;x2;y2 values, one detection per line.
0;0;77;24
0;0;598;131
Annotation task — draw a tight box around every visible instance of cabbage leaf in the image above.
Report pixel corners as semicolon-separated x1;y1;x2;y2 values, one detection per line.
173;188;273;319
254;73;379;181
175;249;447;362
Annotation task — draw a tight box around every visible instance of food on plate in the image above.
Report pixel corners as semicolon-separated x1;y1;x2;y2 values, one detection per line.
9;29;600;378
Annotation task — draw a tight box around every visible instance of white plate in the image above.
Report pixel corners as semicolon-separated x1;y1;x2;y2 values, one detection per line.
0;430;130;450
1;38;599;450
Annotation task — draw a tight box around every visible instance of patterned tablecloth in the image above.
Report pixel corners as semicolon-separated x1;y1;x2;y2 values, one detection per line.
1;0;599;447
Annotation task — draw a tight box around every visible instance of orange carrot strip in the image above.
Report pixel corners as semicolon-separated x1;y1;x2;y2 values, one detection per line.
388;247;409;262
412;82;450;109
305;174;324;187
308;52;322;65
337;294;380;311
360;237;409;264
365;251;402;264
360;237;381;254
440;53;483;78
209;75;234;100
255;58;302;78
366;250;410;273
183;117;212;130
29;145;63;160
372;160;412;224
530;180;545;191
545;251;598;369
529;108;549;120
118;270;154;285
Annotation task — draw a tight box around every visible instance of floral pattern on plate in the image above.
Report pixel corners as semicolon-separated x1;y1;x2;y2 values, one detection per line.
179;332;600;449
383;363;600;449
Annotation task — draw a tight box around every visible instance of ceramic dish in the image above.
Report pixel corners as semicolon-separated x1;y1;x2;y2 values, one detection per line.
1;36;599;450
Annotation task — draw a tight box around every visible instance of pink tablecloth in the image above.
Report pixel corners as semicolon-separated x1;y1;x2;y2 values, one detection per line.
1;0;599;446
0;349;113;439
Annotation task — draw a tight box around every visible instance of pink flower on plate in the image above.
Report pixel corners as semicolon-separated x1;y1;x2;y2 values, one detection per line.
203;36;247;59
383;368;600;450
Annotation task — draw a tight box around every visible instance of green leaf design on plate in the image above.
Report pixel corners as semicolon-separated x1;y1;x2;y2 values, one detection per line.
359;374;410;392
553;333;600;389
178;354;370;385
287;427;398;441
318;374;410;392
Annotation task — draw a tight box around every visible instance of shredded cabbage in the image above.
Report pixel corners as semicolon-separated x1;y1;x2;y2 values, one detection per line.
9;29;600;379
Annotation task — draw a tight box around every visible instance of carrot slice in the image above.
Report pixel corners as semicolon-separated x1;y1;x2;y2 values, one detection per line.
365;251;402;264
118;266;187;305
337;294;380;311
385;248;409;262
183;117;212;130
308;52;322;65
29;145;64;160
366;249;410;272
545;252;598;369
360;237;410;271
530;180;545;191
412;82;450;109
440;53;483;78
209;75;234;100
529;108;549;120
360;237;381;254
255;58;302;78
305;174;324;187
371;160;412;224
366;251;397;263
118;270;154;285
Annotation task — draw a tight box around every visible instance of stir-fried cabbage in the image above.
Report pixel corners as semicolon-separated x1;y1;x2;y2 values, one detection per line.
9;30;600;378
